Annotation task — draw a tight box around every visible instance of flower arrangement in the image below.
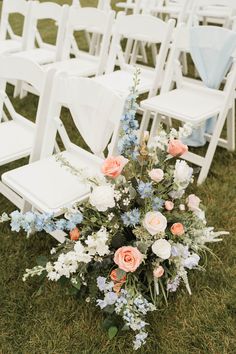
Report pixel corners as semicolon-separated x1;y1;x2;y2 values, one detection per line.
1;72;228;350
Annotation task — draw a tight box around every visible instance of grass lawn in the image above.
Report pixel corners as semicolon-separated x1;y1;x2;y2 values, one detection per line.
0;1;236;353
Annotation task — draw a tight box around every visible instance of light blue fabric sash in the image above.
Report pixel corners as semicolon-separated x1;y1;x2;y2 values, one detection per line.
183;26;236;147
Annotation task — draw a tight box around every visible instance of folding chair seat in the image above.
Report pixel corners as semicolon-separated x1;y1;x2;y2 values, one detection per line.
1;75;125;242
93;13;174;98
0;0;30;55
140;26;236;184
0;56;53;168
94;66;162;95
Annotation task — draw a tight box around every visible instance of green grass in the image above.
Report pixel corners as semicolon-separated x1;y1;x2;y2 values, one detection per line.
0;1;236;353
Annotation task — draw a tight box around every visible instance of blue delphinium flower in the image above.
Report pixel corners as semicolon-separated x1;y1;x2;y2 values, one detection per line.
121;208;140;227
137;181;153;199
68;212;83;225
152;197;164;211
9;210;83;235
118;70;140;159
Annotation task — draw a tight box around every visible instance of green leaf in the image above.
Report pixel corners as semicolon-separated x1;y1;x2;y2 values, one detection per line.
36;255;48;267
108;326;118;340
72;278;81;290
102;318;114;330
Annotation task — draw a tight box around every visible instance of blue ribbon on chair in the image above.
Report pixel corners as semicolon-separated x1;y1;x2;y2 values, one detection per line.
183;26;236;147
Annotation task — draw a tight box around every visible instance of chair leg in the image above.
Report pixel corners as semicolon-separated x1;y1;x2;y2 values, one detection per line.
197;113;227;185
149;113;161;140
226;105;235;151
21;200;33;214
181;52;188;75
13;81;22;98
139;110;152;140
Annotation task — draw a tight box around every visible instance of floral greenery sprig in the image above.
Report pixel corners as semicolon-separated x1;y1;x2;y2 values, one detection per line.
0;75;228;350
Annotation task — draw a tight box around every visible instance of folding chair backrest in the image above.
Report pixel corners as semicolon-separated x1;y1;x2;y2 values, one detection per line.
190;0;236;26
177;0;195;25
0;0;30;42
0;56;45;93
40;74;126;160
61;7;115;74
106;13;175;73
162;25;236;92
72;0;111;10
0;56;55;163
25;1;69;60
137;0;163;14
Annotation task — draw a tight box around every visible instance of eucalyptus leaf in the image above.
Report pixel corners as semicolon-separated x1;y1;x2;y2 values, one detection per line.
108;326;118;340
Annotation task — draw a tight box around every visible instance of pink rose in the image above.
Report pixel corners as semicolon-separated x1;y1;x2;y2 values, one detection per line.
148;169;164;183
153;266;164;278
165;201;174;211
114;246;143;273
167;139;188;157
101;156;128;179
171;223;185;236
70;227;80;241
187;194;201;212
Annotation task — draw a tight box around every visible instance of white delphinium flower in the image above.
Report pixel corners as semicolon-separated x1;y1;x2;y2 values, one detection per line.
114;190;122;201
23;265;45;282
178;123;192;139
74;241;92;263
108;212;114;221
169;128;178;140
85;228;110;257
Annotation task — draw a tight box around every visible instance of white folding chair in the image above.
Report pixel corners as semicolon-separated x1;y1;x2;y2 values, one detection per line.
1;74;126;242
0;0;31;55
94;13;175;98
191;0;236;27
20;7;115;97
151;0;193;24
140;26;236;185
13;1;69;65
71;0;111;55
0;55;55;206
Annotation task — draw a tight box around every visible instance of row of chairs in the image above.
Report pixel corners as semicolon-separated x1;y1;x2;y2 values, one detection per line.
116;0;236;28
0;2;235;244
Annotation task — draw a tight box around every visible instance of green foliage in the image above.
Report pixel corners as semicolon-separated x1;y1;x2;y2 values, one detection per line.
108;326;118;340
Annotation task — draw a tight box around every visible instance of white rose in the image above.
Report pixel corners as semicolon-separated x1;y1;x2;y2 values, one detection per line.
187;194;201;211
89;185;115;212
152;239;172;260
148;169;164;183
143;211;167;236
174;160;193;185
